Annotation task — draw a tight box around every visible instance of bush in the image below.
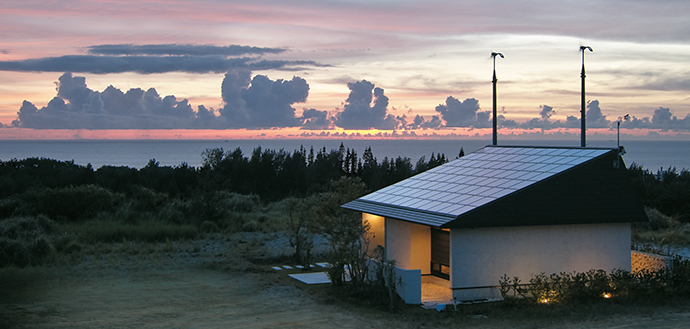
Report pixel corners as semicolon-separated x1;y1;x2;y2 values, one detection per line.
16;185;124;222
223;192;260;213
500;257;690;304
0;215;57;267
0;197;22;219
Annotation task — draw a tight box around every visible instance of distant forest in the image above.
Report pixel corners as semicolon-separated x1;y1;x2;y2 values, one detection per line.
0;144;449;223
0;143;688;223
0;143;450;200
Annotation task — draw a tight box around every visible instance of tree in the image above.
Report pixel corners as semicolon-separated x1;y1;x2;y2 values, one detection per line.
285;197;318;268
314;177;370;286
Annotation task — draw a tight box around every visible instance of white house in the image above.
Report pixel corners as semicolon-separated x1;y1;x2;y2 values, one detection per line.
343;145;647;304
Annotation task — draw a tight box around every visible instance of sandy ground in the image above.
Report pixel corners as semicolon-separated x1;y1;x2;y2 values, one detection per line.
2;236;690;329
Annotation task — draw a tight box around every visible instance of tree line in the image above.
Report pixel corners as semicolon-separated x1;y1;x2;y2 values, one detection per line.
629;164;690;223
0;143;452;222
1;143;689;223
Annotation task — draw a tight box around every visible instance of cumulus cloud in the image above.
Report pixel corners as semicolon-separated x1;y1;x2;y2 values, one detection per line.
9;71;330;129
622;107;690;131
407;114;442;129
334;80;400;129
85;44;286;56
300;108;331;130
219;71;309;128
585;100;612;128
500;100;690;132
540;105;556;120
12;73;220;129
499;101;618;131
512;105;577;130
435;96;490;128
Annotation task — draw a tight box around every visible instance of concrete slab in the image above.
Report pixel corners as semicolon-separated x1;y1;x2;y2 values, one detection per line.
288;272;331;285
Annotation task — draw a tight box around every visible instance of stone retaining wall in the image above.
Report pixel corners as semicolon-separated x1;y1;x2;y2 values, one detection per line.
631;250;671;273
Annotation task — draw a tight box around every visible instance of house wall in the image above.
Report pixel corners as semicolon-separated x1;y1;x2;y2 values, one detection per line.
362;213;385;256
450;223;631;301
365;259;422;304
361;216;429;304
385;218;431;275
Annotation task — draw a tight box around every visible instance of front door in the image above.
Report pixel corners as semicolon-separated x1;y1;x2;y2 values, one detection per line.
431;228;450;279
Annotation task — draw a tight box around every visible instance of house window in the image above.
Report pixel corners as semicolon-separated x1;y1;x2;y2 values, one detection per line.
431;227;450;280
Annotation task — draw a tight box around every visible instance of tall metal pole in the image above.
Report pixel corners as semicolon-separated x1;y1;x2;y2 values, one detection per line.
580;46;592;147
491;52;504;146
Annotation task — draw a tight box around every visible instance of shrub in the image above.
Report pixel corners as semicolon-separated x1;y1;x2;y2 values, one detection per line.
500;257;690;304
0;215;57;267
223;192;260;213
16;185;123;222
0;198;22;219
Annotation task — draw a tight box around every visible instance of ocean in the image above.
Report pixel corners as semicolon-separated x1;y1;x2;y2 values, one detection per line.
1;139;689;172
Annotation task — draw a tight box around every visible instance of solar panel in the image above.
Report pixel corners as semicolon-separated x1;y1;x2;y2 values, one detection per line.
344;145;615;225
471;197;493;207
438;193;457;202
490;188;514;198
478;187;501;197
469;186;490;196
460;185;480;194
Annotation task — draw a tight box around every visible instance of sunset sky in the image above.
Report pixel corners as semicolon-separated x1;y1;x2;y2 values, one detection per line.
1;0;689;141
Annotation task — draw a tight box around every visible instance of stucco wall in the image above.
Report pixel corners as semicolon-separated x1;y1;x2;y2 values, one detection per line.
362;213;385;256
365;259;422;304
450;223;631;299
385;218;431;274
410;222;431;274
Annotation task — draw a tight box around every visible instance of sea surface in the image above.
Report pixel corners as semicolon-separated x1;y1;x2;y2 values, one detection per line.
1;139;689;172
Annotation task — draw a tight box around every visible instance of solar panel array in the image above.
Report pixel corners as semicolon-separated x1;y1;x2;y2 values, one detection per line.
355;146;611;222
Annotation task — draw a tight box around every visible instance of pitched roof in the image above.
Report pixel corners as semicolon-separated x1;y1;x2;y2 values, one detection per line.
342;145;647;228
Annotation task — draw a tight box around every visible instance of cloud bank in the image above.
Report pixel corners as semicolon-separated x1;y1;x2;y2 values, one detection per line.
0;56;321;74
9;73;690;132
14;73;207;129
0;43;322;74
12;71;316;129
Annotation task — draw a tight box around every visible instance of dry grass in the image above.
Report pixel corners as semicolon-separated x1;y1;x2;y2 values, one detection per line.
633;208;690;254
62;220;198;243
2;235;690;329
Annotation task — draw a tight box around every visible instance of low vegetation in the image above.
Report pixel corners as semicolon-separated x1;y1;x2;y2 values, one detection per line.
499;257;690;305
633;207;690;254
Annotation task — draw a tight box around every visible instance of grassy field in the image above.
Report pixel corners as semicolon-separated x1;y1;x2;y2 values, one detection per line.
2;234;690;329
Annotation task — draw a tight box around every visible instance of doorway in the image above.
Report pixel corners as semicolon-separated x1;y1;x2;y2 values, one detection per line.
431;228;450;279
